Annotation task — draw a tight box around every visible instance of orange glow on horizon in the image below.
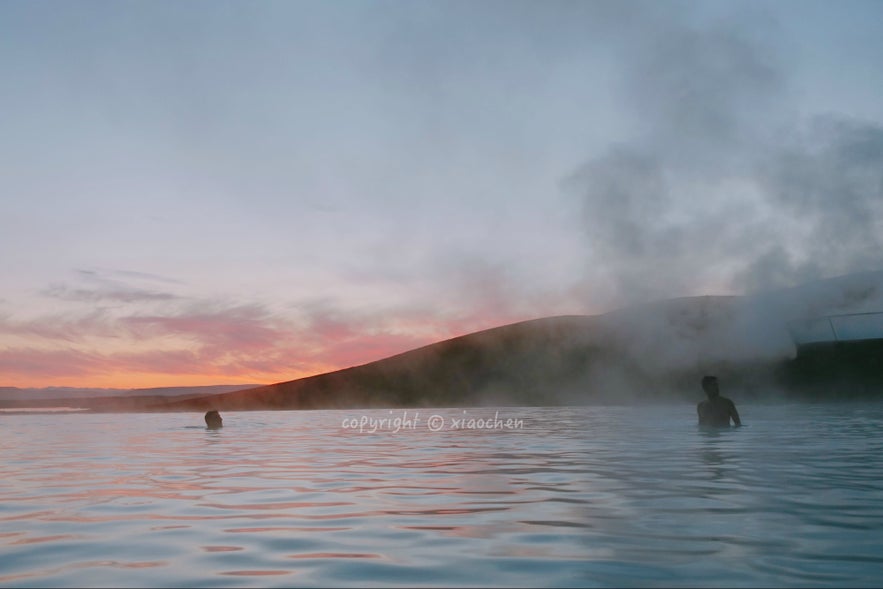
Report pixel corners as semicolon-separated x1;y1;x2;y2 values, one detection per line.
0;310;529;390
0;365;340;391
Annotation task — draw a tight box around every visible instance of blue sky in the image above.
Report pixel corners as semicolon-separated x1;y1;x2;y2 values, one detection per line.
2;0;883;387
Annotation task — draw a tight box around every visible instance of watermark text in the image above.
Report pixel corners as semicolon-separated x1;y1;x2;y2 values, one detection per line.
341;410;525;433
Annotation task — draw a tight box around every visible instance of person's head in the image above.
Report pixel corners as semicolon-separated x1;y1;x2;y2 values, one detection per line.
701;375;720;398
205;410;223;429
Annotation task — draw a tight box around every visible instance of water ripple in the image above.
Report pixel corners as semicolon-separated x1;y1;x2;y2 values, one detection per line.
2;404;883;586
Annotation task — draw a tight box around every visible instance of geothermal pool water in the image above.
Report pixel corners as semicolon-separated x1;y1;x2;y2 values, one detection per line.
2;404;883;587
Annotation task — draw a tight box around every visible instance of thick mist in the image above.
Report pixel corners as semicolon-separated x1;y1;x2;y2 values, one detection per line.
527;4;883;404
570;6;883;307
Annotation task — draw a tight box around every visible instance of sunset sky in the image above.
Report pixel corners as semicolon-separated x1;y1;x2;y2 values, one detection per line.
2;0;883;388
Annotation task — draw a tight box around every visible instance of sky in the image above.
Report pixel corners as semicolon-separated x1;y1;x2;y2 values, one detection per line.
2;0;883;389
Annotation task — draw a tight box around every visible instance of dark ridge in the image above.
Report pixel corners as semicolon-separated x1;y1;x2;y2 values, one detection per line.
153;307;799;412
155;315;607;411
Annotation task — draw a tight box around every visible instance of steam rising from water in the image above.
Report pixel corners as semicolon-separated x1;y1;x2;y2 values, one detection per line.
571;6;883;307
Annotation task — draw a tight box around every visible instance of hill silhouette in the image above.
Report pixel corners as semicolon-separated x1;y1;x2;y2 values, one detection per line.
158;270;883;411
159;314;615;411
155;296;789;411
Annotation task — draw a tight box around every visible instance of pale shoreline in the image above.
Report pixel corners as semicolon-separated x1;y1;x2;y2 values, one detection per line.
0;407;90;414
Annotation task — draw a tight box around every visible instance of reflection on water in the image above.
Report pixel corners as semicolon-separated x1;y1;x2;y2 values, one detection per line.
2;404;883;587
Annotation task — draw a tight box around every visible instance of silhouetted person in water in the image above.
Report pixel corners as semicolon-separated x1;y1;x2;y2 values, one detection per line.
205;410;223;429
697;376;741;427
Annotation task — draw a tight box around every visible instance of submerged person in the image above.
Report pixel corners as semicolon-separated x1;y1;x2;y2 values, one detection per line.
205;410;223;429
697;375;741;427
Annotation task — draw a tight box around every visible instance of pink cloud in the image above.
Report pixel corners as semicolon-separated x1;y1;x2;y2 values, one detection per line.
121;304;286;352
0;291;536;387
0;311;116;342
0;348;106;379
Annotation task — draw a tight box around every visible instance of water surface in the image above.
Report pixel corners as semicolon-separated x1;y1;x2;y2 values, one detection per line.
2;404;883;587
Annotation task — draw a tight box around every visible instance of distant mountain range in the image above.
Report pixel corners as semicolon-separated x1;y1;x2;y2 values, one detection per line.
6;271;883;412
0;384;262;411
